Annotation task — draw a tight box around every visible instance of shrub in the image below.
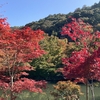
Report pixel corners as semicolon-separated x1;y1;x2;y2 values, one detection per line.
51;80;83;100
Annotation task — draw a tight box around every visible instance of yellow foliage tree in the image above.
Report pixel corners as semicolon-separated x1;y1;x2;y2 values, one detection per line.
51;80;83;100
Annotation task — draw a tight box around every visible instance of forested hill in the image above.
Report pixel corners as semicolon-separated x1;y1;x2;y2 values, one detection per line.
24;2;100;37
25;14;68;37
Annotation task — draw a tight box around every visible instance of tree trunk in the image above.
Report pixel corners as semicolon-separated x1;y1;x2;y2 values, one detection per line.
89;80;95;100
86;79;89;100
10;76;14;100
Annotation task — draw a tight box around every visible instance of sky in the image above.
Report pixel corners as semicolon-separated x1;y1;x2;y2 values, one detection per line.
0;0;100;27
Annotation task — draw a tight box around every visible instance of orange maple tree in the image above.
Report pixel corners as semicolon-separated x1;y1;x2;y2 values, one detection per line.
0;18;46;100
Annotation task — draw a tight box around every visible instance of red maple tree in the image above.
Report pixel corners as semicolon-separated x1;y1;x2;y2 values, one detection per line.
0;18;46;100
61;18;100;100
61;18;100;81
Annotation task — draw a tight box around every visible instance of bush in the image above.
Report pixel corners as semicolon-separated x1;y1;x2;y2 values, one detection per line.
51;80;83;100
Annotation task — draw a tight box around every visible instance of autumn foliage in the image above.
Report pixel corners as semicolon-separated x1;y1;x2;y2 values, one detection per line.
60;18;100;100
51;80;83;100
61;18;100;83
0;18;46;100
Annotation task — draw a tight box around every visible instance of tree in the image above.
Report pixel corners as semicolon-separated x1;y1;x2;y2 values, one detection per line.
30;34;67;81
60;18;100;100
51;80;83;100
0;18;47;100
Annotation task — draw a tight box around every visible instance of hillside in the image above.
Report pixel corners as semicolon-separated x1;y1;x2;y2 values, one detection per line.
25;14;68;37
23;1;100;37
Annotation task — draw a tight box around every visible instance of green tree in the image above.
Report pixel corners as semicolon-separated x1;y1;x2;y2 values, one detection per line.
30;34;67;81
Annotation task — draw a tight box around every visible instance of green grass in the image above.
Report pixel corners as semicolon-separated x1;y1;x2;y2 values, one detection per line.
16;83;100;100
80;84;100;100
1;83;100;100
